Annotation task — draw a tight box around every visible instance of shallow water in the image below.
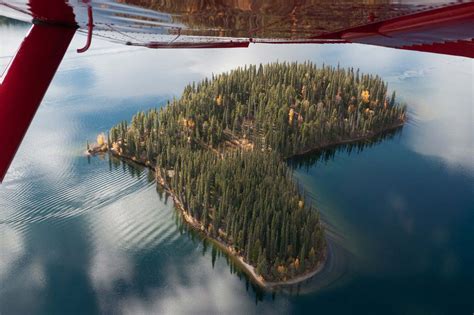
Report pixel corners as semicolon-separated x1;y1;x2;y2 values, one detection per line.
0;23;473;314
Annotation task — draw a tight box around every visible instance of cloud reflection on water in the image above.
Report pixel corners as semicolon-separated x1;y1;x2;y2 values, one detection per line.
117;255;290;315
87;185;291;314
405;58;473;172
0;226;24;281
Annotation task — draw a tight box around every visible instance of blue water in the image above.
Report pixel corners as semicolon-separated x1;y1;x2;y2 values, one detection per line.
0;23;473;314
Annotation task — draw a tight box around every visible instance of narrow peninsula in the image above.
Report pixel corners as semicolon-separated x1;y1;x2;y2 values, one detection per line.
89;62;406;288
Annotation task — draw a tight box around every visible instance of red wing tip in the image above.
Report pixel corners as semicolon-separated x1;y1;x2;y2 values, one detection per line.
0;167;6;183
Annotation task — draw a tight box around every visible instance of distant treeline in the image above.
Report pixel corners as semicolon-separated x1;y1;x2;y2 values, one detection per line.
107;62;405;281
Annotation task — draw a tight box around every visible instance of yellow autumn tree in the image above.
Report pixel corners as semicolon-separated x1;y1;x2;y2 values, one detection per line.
97;133;106;146
181;118;195;129
361;90;370;103
277;265;287;274
187;119;195;129
216;94;223;106
288;108;295;124
298;200;304;208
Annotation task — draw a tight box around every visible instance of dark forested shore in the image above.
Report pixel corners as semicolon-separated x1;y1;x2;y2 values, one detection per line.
89;62;406;286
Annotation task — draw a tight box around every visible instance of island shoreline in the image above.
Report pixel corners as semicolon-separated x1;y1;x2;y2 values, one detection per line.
284;120;405;160
90;119;404;290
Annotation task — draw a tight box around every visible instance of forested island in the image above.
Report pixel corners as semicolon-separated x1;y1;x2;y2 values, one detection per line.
89;62;406;287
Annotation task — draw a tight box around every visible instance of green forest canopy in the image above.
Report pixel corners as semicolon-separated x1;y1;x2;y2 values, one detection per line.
107;61;406;281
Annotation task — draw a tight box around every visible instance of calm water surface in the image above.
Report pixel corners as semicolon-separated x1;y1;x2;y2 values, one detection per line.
0;23;473;315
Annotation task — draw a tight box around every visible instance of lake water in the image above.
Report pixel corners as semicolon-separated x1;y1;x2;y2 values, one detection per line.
1;23;473;315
